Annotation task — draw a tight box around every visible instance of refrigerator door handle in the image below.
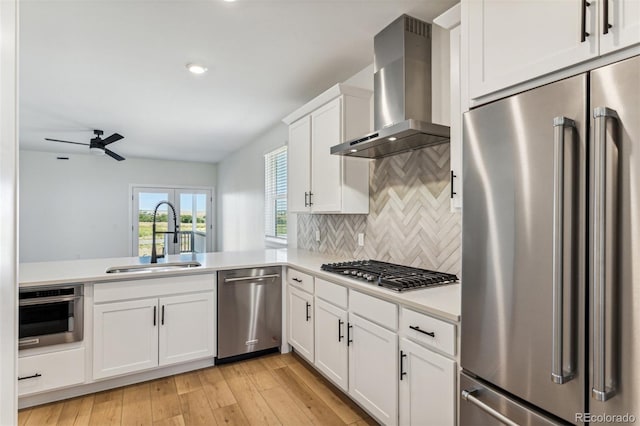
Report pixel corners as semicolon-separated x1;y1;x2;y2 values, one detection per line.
461;389;519;426
551;116;576;385
592;106;619;402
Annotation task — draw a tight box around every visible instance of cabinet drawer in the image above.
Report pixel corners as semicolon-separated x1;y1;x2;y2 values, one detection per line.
287;268;314;294
18;347;85;396
350;290;397;331
401;308;456;357
315;278;347;309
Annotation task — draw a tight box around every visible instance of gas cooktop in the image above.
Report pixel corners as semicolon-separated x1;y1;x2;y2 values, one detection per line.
320;260;458;292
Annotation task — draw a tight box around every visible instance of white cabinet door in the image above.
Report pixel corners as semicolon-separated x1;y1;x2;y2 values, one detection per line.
399;338;456;426
288;116;312;213
314;298;348;391
468;0;598;99
288;287;314;362
310;97;342;212
348;314;398;426
600;0;640;54
158;292;215;367
93;298;159;379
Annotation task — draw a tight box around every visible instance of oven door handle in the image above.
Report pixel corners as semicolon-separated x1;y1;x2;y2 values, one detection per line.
19;295;82;306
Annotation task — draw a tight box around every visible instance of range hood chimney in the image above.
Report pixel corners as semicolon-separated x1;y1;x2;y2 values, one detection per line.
331;15;449;158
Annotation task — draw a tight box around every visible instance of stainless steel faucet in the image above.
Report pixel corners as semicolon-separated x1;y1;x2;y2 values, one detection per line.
150;200;180;264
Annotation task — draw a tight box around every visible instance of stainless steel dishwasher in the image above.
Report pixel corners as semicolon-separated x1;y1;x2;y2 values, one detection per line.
217;267;282;361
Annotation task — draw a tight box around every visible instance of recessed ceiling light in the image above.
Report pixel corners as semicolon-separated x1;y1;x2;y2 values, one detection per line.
350;149;358;153
186;63;208;74
388;137;397;141
223;0;236;3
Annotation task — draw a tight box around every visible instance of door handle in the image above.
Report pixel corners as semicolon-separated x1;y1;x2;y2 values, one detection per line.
461;389;519;426
338;319;344;342
291;277;302;283
347;323;353;346
581;0;591;42
603;0;612;34
450;170;457;199
161;305;165;325
18;373;42;381
304;192;309;207
305;302;311;321
153;306;157;326
409;325;435;338
399;350;407;380
551;116;577;385
592;106;619;402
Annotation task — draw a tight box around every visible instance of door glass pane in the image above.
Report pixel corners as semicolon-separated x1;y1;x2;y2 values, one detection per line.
138;192;170;258
178;193;208;253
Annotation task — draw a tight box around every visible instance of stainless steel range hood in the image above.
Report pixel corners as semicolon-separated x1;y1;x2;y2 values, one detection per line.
331;15;450;159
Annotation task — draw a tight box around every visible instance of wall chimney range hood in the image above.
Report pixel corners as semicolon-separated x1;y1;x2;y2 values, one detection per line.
331;15;450;159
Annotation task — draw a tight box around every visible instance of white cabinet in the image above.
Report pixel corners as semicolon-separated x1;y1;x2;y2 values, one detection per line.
600;0;640;54
314;298;348;391
399;338;456;426
158;292;215;366
285;84;371;214
18;347;85;396
466;0;640;100
348;313;398;426
94;298;159;379
93;274;215;380
288;286;314;362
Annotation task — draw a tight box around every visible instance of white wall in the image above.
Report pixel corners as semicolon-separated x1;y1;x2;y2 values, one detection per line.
216;123;288;251
0;0;18;422
20;151;217;262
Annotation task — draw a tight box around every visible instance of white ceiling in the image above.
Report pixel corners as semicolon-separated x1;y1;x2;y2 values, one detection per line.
19;0;456;163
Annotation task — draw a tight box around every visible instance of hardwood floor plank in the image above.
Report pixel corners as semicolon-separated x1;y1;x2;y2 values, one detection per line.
122;382;153;426
271;367;346;426
234;391;282;426
93;388;124;405
259;386;313;426
152;414;186;426
18;408;32;426
56;395;94;426
88;400;122;426
287;361;366;424
150;378;182;422
198;368;237;409
25;403;63;426
348;419;379;426
179;388;218;426
174;370;202;395
259;354;288;370
219;362;247;382
213;403;250;426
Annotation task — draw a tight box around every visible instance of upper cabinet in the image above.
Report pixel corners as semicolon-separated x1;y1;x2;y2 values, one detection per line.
465;0;640;101
284;84;372;214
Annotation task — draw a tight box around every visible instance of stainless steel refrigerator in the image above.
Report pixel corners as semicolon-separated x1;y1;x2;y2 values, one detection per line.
460;55;640;425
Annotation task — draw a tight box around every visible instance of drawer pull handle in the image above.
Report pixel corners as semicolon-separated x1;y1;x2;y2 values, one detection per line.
410;325;435;338
18;373;42;381
292;277;302;283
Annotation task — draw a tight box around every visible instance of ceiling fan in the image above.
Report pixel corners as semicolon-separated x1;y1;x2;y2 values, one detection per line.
45;129;126;161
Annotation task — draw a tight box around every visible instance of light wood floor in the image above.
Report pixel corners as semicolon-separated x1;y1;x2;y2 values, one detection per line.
18;352;378;426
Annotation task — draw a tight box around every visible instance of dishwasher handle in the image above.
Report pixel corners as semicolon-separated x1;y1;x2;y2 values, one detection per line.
224;274;280;283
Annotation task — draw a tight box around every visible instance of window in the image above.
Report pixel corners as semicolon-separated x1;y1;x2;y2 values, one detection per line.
265;146;287;240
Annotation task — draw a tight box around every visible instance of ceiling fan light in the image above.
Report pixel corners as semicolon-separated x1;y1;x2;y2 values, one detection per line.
186;63;208;74
89;147;105;156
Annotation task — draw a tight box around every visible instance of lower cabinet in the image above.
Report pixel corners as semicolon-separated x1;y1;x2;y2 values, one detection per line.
348;313;398;426
314;298;348;391
288;286;314;362
18;347;85;396
93;291;215;379
399;337;456;426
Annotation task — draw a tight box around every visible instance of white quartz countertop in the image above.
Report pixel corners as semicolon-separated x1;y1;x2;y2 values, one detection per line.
19;249;460;322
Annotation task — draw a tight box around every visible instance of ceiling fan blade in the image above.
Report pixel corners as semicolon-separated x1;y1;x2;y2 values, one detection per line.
45;138;89;146
101;133;124;146
104;148;125;161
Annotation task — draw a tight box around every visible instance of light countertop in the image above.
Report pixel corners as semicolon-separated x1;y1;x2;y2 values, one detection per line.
19;249;460;322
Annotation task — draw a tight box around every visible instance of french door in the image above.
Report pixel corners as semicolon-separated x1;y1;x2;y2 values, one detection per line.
131;186;213;258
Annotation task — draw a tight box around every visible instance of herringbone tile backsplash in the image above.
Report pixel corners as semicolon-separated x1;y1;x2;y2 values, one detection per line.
297;144;462;276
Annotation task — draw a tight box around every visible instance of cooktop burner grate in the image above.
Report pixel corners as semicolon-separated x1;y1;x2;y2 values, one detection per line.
320;260;458;292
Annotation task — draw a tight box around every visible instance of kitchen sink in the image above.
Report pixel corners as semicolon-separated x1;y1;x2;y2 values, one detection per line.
105;261;202;274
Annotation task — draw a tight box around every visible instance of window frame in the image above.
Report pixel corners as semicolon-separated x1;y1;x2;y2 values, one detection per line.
264;145;288;243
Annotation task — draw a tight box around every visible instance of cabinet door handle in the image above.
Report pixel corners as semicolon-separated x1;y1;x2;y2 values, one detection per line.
18;373;42;381
450;170;457;198
305;302;311;321
347;323;353;346
153;306;157;326
400;350;407;380
409;325;435;337
292;277;302;283
308;192;313;206
338;319;344;342
304;192;309;207
161;305;165;325
581;0;591;42
603;0;612;34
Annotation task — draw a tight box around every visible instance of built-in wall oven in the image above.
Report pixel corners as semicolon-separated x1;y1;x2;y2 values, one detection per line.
19;285;84;350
